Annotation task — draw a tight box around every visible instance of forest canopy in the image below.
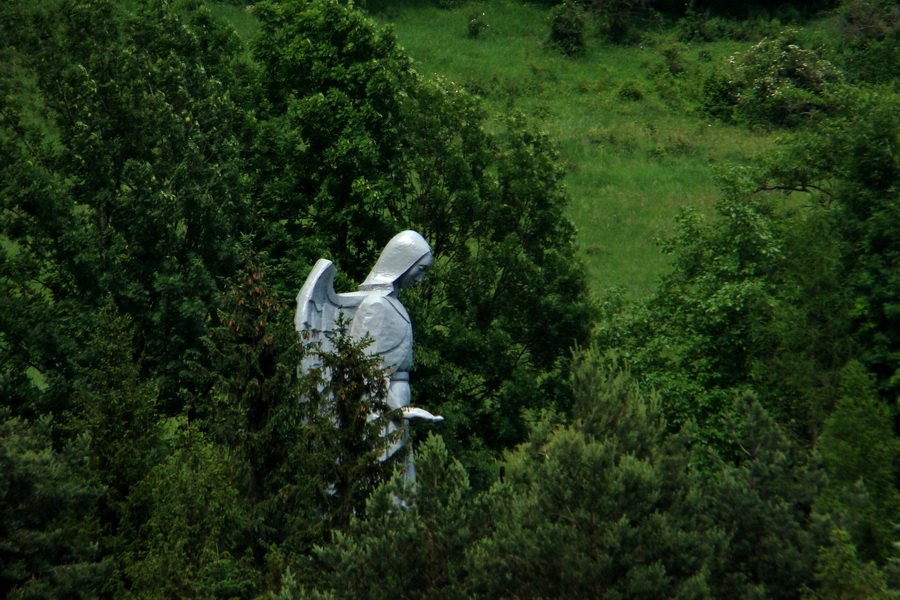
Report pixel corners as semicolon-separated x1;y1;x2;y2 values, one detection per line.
1;0;899;598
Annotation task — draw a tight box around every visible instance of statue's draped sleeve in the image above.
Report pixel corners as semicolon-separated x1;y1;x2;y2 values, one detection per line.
350;295;414;413
349;295;414;375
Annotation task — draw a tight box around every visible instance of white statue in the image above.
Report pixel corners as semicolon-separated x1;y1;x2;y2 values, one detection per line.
295;230;443;482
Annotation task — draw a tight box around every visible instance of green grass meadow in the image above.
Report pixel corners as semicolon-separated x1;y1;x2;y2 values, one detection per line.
206;2;263;39
211;0;777;297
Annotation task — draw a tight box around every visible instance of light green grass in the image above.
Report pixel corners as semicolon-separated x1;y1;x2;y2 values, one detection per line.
366;0;777;297
205;2;262;43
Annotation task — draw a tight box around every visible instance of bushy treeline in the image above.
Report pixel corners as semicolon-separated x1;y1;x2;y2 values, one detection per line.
1;0;899;598
304;361;884;600
543;0;899;86
1;0;590;595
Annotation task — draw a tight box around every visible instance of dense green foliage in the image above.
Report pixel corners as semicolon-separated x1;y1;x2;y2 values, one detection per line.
1;0;253;413
303;355;839;599
250;0;593;482
0;410;106;599
1;0;899;597
548;1;587;55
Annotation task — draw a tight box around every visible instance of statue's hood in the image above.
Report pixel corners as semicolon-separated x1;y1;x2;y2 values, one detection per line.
359;230;432;291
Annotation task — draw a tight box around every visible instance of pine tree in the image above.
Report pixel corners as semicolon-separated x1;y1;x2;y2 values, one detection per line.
70;303;163;514
124;427;257;600
466;350;718;599
704;396;831;599
315;434;474;600
805;528;897;600
64;303;166;596
0;410;107;599
817;361;900;564
186;259;393;588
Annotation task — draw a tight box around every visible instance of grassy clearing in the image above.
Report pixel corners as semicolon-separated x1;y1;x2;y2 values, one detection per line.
205;2;262;41
365;0;777;297
207;0;777;297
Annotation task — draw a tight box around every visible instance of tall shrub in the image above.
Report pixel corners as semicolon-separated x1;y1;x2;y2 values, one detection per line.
704;30;844;127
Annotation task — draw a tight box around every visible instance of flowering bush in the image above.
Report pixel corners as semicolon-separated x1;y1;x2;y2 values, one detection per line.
548;0;586;56
467;12;487;39
704;30;844;127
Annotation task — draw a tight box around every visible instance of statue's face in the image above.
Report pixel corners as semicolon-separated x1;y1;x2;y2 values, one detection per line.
396;253;433;290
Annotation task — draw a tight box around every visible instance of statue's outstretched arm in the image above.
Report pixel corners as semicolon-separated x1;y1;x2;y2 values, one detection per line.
402;406;444;422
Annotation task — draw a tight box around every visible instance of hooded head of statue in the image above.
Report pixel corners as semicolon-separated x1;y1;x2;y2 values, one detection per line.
359;230;433;293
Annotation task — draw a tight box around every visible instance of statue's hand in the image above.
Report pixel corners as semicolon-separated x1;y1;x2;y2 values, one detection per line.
401;406;444;423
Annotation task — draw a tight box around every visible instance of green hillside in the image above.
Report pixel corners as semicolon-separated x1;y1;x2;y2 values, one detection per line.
211;0;782;296
363;0;781;296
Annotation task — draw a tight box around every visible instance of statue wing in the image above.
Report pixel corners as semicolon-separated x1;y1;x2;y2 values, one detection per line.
295;259;365;369
295;259;340;335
